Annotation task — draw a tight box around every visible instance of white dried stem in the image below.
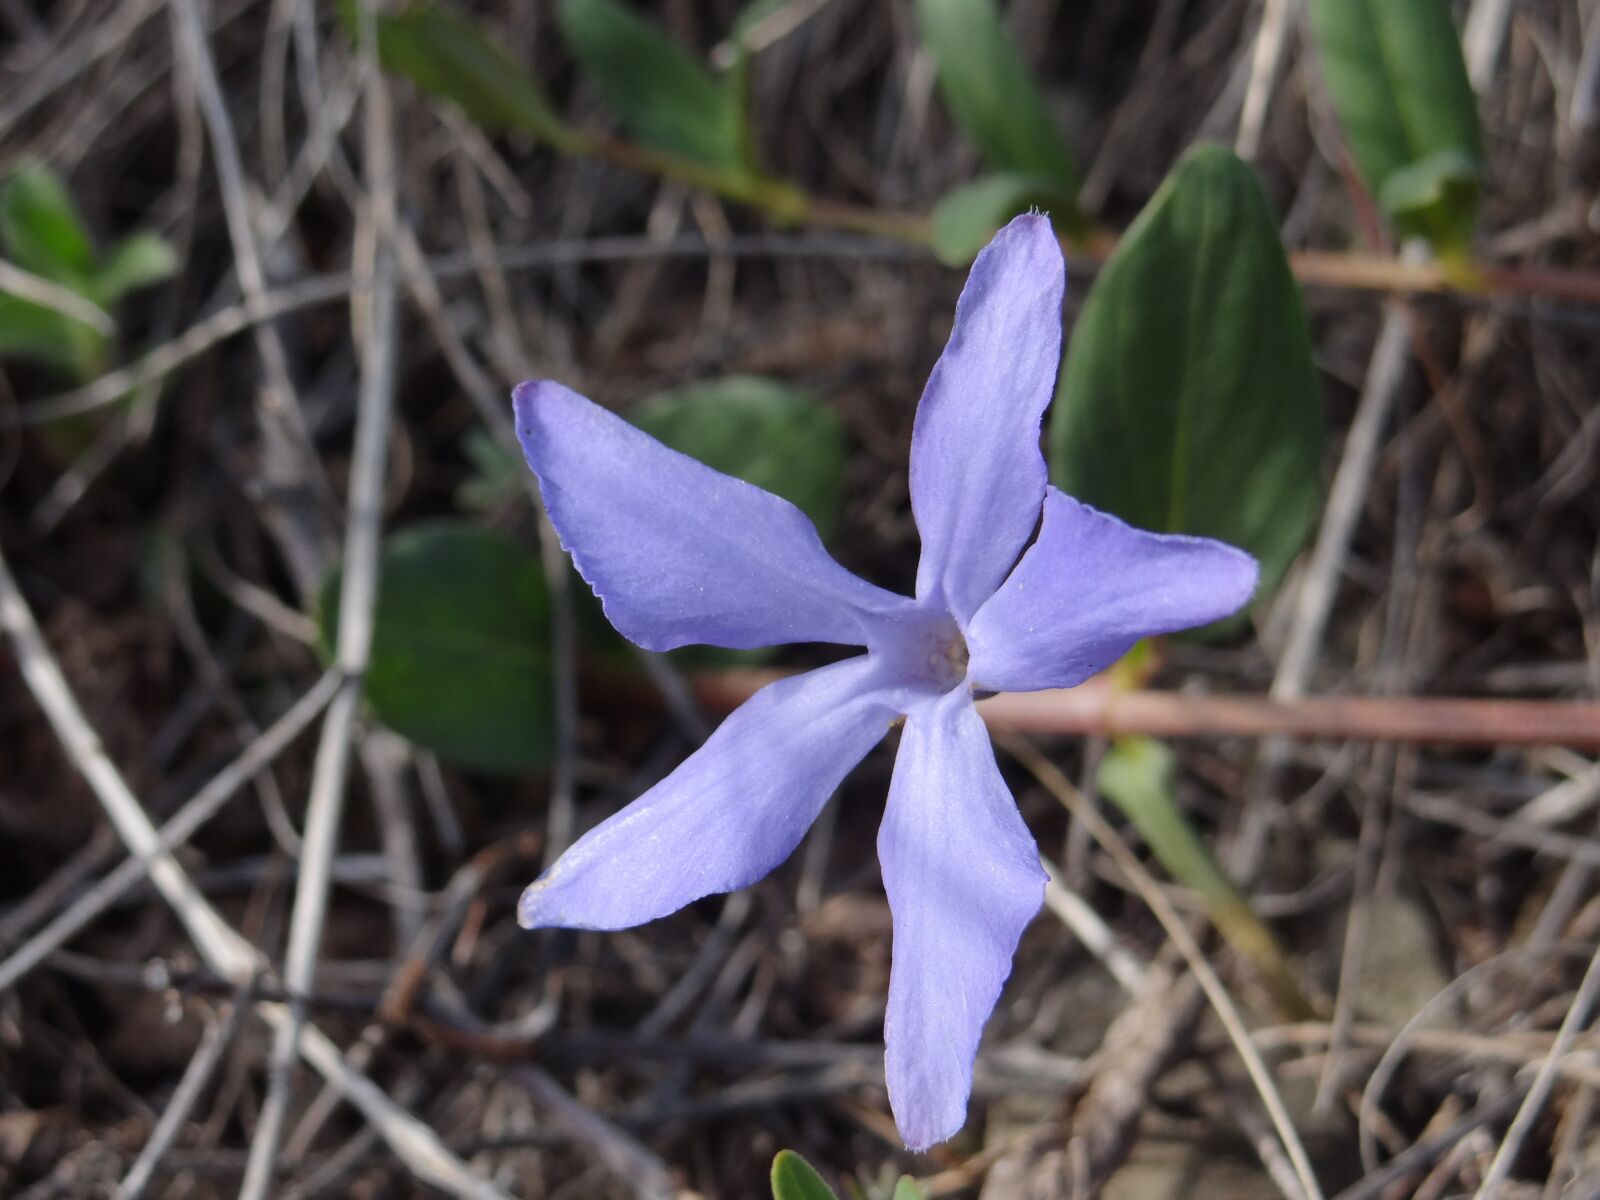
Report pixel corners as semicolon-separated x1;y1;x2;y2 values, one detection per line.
0;546;508;1199
0;258;115;333
167;0;332;594
1009;737;1324;1200
239;0;400;1189
1235;0;1299;161
0;668;340;992
117;993;251;1199
1041;857;1147;993
1474;941;1600;1198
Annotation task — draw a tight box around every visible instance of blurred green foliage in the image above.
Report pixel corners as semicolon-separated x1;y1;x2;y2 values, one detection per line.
557;0;747;171
319;522;555;773
769;1150;925;1200
0;163;175;379
348;0;573;147
917;0;1083;259
1307;0;1483;255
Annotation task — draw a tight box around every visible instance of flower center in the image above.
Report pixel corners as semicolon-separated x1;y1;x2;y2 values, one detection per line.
882;611;968;692
935;623;970;683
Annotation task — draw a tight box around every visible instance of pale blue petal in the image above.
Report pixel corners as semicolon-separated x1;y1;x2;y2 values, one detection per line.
519;657;898;931
910;214;1065;623
514;381;910;651
878;691;1045;1150
966;488;1259;694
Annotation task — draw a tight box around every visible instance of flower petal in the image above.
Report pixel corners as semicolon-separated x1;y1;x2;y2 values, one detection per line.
966;488;1260;694
514;381;908;651
519;657;896;931
911;214;1065;623
878;691;1045;1150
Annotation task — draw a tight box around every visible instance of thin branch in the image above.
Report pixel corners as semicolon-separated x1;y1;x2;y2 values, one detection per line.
13;227;1600;434
684;668;1600;749
117;990;253;1200
1040;857;1147;993
1475;939;1600;1197
0;0;165;142
1357;945;1593;1172
0;668;340;993
0;543;509;1200
1006;735;1324;1200
1235;0;1299;161
0;258;115;332
1274;291;1414;701
0;544;258;980
240;0;399;1189
167;0;333;594
1462;0;1515;90
512;1068;679;1200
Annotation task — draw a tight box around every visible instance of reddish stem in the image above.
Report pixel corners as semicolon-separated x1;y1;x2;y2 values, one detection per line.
682;670;1600;749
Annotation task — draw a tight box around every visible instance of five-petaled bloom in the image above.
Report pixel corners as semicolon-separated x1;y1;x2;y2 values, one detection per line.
512;215;1257;1150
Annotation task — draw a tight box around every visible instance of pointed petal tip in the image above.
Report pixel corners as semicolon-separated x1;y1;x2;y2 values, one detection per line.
989;211;1062;264
895;1108;963;1154
909;206;1065;619
998;210;1050;235
1229;546;1263;611
511;378;567;432
510;377;539;413
516;878;554;930
1052;489;1262;616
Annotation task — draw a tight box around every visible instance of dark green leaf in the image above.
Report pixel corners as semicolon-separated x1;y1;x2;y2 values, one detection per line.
319;522;554;773
916;0;1080;223
631;375;845;540
558;0;744;169
91;232;177;305
352;1;572;147
770;1150;839;1200
1307;0;1483;253
0;164;95;284
0;294;106;378
930;173;1068;266
1051;144;1323;605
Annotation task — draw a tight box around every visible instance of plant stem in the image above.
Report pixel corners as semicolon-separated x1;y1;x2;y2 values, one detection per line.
1098;736;1316;1020
678;669;1600;749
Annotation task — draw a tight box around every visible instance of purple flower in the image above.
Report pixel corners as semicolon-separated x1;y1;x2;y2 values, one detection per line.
511;215;1257;1150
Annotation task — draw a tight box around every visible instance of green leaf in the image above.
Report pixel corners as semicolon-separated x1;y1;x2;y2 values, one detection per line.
558;0;744;169
91;231;177;305
1098;735;1314;1018
891;1179;926;1200
771;1150;839;1200
631;376;845;541
350;1;572;147
1050;144;1322;605
916;0;1081;224
319;522;554;773
0;294;106;378
0;164;95;284
719;0;787;173
1307;0;1483;253
931;173;1067;266
1098;736;1227;902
